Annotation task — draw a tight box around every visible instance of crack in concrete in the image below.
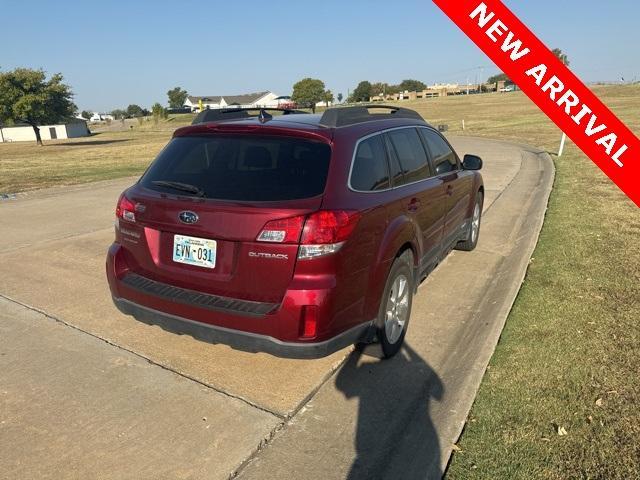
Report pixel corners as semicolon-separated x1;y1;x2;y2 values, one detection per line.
0;292;355;480
0;293;284;420
229;347;353;479
0;227;114;254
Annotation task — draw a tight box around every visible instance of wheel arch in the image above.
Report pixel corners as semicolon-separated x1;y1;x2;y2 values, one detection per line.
363;216;420;322
466;175;485;218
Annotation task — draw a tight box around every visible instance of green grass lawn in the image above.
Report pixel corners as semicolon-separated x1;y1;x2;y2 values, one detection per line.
403;86;639;479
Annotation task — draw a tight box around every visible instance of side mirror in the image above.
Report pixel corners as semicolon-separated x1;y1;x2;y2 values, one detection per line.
462;154;483;170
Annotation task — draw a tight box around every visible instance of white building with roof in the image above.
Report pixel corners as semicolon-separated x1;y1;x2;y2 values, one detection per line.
184;91;279;112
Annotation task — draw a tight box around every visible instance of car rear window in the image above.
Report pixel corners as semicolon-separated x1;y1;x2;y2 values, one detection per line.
140;135;331;201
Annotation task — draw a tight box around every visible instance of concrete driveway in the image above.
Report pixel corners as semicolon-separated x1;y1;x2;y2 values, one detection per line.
0;136;553;479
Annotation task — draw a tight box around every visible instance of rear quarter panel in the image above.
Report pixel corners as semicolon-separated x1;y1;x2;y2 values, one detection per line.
322;127;422;327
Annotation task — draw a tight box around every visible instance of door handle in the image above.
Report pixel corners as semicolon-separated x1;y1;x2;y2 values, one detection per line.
446;185;454;196
407;198;420;212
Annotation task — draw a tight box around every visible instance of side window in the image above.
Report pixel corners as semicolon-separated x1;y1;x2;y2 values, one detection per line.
384;135;405;187
386;128;431;185
420;129;458;175
350;135;390;191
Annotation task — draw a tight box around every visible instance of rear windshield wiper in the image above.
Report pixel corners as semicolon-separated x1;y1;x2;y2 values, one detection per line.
151;180;205;197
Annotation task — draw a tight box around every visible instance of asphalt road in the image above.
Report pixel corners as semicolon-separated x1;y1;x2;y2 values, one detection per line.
0;136;553;479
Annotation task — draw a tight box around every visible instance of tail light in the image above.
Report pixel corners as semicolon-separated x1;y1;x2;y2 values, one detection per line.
256;216;305;244
256;210;361;259
116;193;136;222
299;210;360;259
300;211;360;244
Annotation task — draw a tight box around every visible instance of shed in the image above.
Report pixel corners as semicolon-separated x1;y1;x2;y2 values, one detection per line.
0;119;90;143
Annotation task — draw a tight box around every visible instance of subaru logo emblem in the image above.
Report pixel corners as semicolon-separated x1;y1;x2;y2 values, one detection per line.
178;211;199;224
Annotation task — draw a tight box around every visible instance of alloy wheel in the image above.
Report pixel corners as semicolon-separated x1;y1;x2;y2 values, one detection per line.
384;274;410;344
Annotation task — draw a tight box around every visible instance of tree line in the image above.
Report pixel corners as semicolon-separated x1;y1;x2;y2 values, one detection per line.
290;78;433;108
349;79;428;102
0;50;572;144
108;87;188;120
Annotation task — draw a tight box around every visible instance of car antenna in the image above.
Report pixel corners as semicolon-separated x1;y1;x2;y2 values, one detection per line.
258;109;273;124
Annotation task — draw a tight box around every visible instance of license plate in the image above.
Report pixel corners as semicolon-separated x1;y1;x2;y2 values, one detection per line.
173;234;216;269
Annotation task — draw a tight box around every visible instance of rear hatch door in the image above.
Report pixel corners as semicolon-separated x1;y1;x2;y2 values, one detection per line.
117;132;331;304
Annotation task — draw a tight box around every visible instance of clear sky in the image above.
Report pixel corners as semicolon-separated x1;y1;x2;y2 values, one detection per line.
2;0;638;112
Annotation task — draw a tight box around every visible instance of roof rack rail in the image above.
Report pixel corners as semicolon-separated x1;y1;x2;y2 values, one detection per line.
319;105;423;128
192;107;307;125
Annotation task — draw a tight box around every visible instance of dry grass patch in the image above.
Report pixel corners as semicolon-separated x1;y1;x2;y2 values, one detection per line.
0;114;194;194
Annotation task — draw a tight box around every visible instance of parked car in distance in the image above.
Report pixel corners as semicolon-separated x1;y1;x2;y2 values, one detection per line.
106;105;484;359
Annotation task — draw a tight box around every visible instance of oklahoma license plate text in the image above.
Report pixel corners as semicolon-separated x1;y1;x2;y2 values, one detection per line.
172;234;216;269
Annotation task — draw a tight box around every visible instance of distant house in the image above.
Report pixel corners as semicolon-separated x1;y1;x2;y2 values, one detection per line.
89;112;114;122
184;91;279;112
184;96;223;111
0;118;90;143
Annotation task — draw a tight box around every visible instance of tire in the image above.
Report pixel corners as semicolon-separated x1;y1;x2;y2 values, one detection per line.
456;191;483;252
377;250;414;359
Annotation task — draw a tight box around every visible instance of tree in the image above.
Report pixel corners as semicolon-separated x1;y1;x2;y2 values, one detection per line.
386;84;401;95
351;81;372;102
337;93;343;103
167;87;188;109
552;48;570;66
291;78;328;113
111;109;127;120
487;73;511;84
0;68;76;145
151;102;168;124
370;82;390;97
80;110;93;120
398;79;427;92
126;104;144;118
323;90;335;107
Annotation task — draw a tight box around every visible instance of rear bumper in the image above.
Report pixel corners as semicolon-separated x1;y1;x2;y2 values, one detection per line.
107;241;374;358
112;296;373;359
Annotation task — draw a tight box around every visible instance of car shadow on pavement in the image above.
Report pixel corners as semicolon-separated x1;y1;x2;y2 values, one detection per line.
335;343;444;480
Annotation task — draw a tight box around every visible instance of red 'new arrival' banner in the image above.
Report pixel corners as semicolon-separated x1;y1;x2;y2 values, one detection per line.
433;0;640;207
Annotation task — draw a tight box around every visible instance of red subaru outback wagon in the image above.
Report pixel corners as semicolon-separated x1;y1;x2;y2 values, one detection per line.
106;106;484;358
